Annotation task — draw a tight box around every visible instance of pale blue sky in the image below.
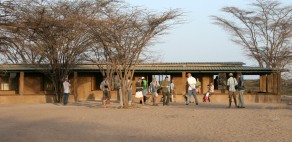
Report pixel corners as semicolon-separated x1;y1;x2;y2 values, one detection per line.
125;0;291;66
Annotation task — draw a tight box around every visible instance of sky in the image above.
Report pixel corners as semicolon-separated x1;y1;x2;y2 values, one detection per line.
124;0;291;67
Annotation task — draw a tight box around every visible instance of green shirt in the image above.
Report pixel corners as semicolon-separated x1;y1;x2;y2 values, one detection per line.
142;80;147;90
196;81;201;88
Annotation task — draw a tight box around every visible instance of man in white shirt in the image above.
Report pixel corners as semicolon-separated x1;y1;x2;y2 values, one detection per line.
227;73;238;108
63;78;71;105
186;73;198;106
170;80;175;102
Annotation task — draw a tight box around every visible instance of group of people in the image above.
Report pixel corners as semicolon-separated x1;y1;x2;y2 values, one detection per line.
185;72;245;108
135;76;175;106
227;72;245;108
62;72;245;109
190;77;214;103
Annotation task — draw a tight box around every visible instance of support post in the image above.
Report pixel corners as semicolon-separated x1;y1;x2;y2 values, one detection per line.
74;72;78;102
19;72;24;95
260;74;267;92
182;72;186;95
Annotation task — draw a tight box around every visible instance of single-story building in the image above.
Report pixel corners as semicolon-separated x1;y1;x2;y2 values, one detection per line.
0;62;281;104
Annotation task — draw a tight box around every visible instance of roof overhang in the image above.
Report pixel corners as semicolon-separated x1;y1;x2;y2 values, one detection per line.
0;62;278;75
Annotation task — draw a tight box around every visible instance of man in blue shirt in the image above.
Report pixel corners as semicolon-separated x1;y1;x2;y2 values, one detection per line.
237;72;245;108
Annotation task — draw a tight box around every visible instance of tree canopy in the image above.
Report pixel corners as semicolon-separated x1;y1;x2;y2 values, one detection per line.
0;0;182;105
212;0;292;71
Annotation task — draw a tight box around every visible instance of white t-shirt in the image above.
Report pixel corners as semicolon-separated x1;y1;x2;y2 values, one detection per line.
187;76;196;90
63;81;71;93
206;92;210;97
227;77;238;92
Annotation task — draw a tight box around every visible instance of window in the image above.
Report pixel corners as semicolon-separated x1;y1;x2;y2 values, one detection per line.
92;74;103;91
0;73;19;91
153;75;171;84
43;76;54;91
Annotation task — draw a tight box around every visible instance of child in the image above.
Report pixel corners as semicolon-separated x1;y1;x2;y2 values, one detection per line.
203;83;214;102
204;92;210;102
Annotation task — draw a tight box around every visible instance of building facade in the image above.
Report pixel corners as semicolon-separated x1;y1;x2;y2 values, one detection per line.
0;62;281;104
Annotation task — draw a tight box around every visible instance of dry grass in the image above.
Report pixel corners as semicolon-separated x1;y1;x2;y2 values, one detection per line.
245;79;292;96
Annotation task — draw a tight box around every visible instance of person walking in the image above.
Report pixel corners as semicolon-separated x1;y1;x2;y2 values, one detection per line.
161;76;170;106
100;77;110;108
186;73;199;106
237;73;245;108
227;73;238;108
149;77;160;106
63;78;71;105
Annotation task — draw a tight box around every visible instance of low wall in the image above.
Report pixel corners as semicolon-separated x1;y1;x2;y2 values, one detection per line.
0;91;17;95
0;95;48;104
0;95;74;104
133;93;281;104
76;90;119;101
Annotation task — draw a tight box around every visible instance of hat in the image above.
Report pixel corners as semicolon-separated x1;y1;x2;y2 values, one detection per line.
141;77;145;79
229;73;233;76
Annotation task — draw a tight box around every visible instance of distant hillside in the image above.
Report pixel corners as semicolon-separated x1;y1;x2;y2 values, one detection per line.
244;80;260;93
245;79;292;96
282;79;292;96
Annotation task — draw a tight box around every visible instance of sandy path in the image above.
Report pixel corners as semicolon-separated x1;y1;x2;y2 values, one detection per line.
0;102;291;142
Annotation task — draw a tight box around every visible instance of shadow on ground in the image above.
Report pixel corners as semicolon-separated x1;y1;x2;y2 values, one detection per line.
57;101;292;110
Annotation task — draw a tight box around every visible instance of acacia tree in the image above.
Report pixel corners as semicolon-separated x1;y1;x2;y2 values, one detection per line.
88;3;182;107
212;0;292;70
85;45;116;101
0;0;110;102
0;0;44;64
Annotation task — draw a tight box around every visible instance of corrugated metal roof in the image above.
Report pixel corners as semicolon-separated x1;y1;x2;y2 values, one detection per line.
0;62;276;74
140;62;245;65
132;66;274;73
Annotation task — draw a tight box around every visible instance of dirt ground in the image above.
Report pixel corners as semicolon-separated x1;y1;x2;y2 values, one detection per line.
0;101;291;142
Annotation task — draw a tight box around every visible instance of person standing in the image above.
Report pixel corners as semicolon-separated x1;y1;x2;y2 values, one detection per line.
170;80;175;102
161;76;170;106
141;77;147;104
227;73;238;108
127;77;133;106
237;73;245;108
196;78;201;94
209;82;214;95
134;78;144;105
63;78;71;105
186;73;199;106
214;76;219;90
100;77;110;108
149;77;160;106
